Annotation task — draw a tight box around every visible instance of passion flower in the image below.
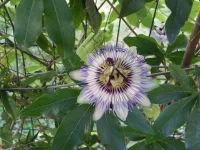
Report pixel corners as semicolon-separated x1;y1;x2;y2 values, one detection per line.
70;45;156;121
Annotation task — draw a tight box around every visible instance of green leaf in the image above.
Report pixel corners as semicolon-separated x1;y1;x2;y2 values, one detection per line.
0;125;13;148
21;71;56;86
109;4;121;23
83;0;102;33
70;0;85;28
185;103;200;150
43;0;75;59
0;92;17;120
166;51;184;65
10;0;20;5
96;113;126;150
181;21;194;33
122;126;146;141
159;138;186;150
128;141;150;150
148;84;191;104
120;0;145;17
169;64;197;91
128;141;163;150
36;33;54;55
143;104;160;120
62;51;84;74
0;67;8;81
126;7;153;28
124;35;164;59
20;88;80;116
15;0;43;50
52;105;93;150
195;65;200;76
124;108;154;135
165;0;193;43
153;94;197;138
166;34;188;55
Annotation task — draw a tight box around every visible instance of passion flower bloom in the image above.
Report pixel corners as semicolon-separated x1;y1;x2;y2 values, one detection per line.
70;45;156;121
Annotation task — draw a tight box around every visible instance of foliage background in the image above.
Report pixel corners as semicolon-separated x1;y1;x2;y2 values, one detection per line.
0;0;200;149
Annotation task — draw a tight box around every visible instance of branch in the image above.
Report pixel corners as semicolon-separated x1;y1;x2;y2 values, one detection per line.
0;32;48;66
148;67;194;78
0;66;197;91
105;0;137;36
0;0;9;9
149;0;159;37
0;83;77;91
181;11;200;67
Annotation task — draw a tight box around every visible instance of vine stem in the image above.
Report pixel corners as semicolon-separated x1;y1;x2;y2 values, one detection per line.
0;32;48;66
105;0;137;36
149;0;159;37
181;11;200;68
0;66;197;91
148;67;194;78
0;83;77;91
0;0;9;9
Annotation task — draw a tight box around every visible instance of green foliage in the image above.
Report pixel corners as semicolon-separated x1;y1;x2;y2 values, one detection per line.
120;0;145;17
43;0;75;59
148;84;191;104
152;94;197;139
169;64;197;91
96;113;126;150
124;35;164;59
158;139;186;150
70;0;85;28
125;108;154;135
52;105;93;150
165;0;193;43
83;0;102;33
1;0;200;149
185;103;200;150
14;0;43;50
20;88;80;116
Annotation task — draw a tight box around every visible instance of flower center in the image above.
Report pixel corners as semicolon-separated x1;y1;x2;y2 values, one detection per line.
99;58;131;88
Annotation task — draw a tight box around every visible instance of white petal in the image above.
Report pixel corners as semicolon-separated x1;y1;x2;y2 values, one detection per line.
142;64;151;71
115;107;128;121
69;70;82;81
77;91;90;104
143;80;158;92
130;46;137;55
93;107;106;121
138;95;151;107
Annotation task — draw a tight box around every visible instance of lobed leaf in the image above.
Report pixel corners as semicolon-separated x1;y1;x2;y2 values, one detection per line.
152;94;197;138
148;84;192;104
125;108;154;135
185;102;200;150
169;64;197;91
159;138;186;150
